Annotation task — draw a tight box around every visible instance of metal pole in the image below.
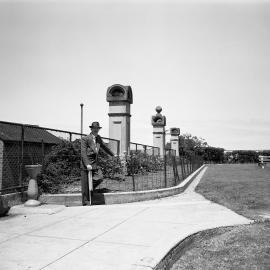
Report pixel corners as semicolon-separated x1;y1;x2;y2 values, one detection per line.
19;125;24;189
163;130;167;187
80;103;85;206
117;141;120;156
41;140;45;167
80;103;84;137
183;154;186;178
132;155;135;191
180;156;185;180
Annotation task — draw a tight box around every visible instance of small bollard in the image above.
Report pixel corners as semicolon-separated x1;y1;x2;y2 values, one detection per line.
24;164;42;207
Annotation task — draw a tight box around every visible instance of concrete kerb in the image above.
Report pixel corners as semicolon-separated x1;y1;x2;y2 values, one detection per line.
8;203;66;215
153;232;197;270
153;226;226;270
39;165;206;206
0;191;27;208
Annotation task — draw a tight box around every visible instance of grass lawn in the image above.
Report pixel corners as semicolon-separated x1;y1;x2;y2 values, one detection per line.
196;164;270;220
170;221;270;270
168;164;270;270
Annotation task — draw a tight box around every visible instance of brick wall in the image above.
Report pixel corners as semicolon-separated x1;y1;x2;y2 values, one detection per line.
0;140;3;190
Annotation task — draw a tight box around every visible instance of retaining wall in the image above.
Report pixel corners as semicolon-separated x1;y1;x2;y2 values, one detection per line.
40;165;205;206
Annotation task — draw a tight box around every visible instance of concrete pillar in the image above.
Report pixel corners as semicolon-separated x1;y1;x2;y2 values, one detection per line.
0;140;3;190
170;128;180;157
106;84;133;154
152;106;166;156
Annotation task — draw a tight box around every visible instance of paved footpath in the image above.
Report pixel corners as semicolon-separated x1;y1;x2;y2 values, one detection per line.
0;167;251;270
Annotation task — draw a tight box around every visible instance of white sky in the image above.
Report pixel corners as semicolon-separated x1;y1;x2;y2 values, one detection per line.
0;0;270;150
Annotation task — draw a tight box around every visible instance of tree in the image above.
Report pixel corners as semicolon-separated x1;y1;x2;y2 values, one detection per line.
225;150;259;163
178;133;224;163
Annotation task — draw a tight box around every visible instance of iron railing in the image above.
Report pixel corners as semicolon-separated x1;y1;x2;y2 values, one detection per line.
129;142;160;156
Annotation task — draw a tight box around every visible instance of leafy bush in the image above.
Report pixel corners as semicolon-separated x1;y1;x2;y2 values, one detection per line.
38;140;81;193
98;152;124;179
126;152;164;175
224;150;259;164
38;140;163;193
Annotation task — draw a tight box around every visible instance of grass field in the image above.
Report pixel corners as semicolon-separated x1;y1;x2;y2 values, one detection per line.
170;221;270;270
196;164;270;220
169;164;270;270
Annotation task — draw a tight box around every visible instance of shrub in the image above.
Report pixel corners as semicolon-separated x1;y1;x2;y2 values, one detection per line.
224;151;259;164
38;140;81;193
38;139;165;193
126;152;164;175
98;152;124;179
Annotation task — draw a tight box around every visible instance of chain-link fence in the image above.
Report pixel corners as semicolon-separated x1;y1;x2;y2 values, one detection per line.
95;143;164;192
0;121;203;197
94;144;203;193
0;121;119;195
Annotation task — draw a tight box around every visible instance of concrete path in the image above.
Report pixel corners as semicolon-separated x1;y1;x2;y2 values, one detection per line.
0;167;251;270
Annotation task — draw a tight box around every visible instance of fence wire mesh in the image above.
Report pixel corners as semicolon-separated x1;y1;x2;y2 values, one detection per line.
0;121;203;198
0;121;120;194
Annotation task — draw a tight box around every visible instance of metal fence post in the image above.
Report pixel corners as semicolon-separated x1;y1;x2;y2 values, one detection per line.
173;156;177;186
132;154;136;191
164;151;167;188
117;141;120;156
181;156;184;178
41;140;45;167
183;155;187;178
19;125;24;190
80;103;84;206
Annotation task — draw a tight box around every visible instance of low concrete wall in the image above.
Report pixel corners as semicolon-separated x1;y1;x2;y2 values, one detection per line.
0;191;27;208
39;193;82;206
0;140;4;190
39;165;205;206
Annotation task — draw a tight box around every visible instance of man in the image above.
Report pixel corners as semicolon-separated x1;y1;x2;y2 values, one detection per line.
81;121;114;205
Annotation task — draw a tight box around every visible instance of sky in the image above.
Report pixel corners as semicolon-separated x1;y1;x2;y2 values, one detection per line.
0;0;270;150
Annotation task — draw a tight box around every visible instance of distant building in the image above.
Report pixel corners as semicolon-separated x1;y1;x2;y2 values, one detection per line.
0;122;61;191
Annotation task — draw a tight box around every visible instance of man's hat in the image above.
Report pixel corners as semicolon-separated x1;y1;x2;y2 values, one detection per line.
89;122;102;129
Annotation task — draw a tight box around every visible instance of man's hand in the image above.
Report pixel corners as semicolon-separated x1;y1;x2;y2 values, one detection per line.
87;165;92;171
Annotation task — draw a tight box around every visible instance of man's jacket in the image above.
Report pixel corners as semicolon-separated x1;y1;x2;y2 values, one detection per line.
81;133;114;167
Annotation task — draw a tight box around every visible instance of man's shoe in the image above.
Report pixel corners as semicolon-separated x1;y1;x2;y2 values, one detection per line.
93;179;103;189
82;200;90;206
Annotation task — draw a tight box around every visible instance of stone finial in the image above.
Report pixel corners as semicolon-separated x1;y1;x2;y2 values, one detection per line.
152;106;166;127
155;106;162;114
